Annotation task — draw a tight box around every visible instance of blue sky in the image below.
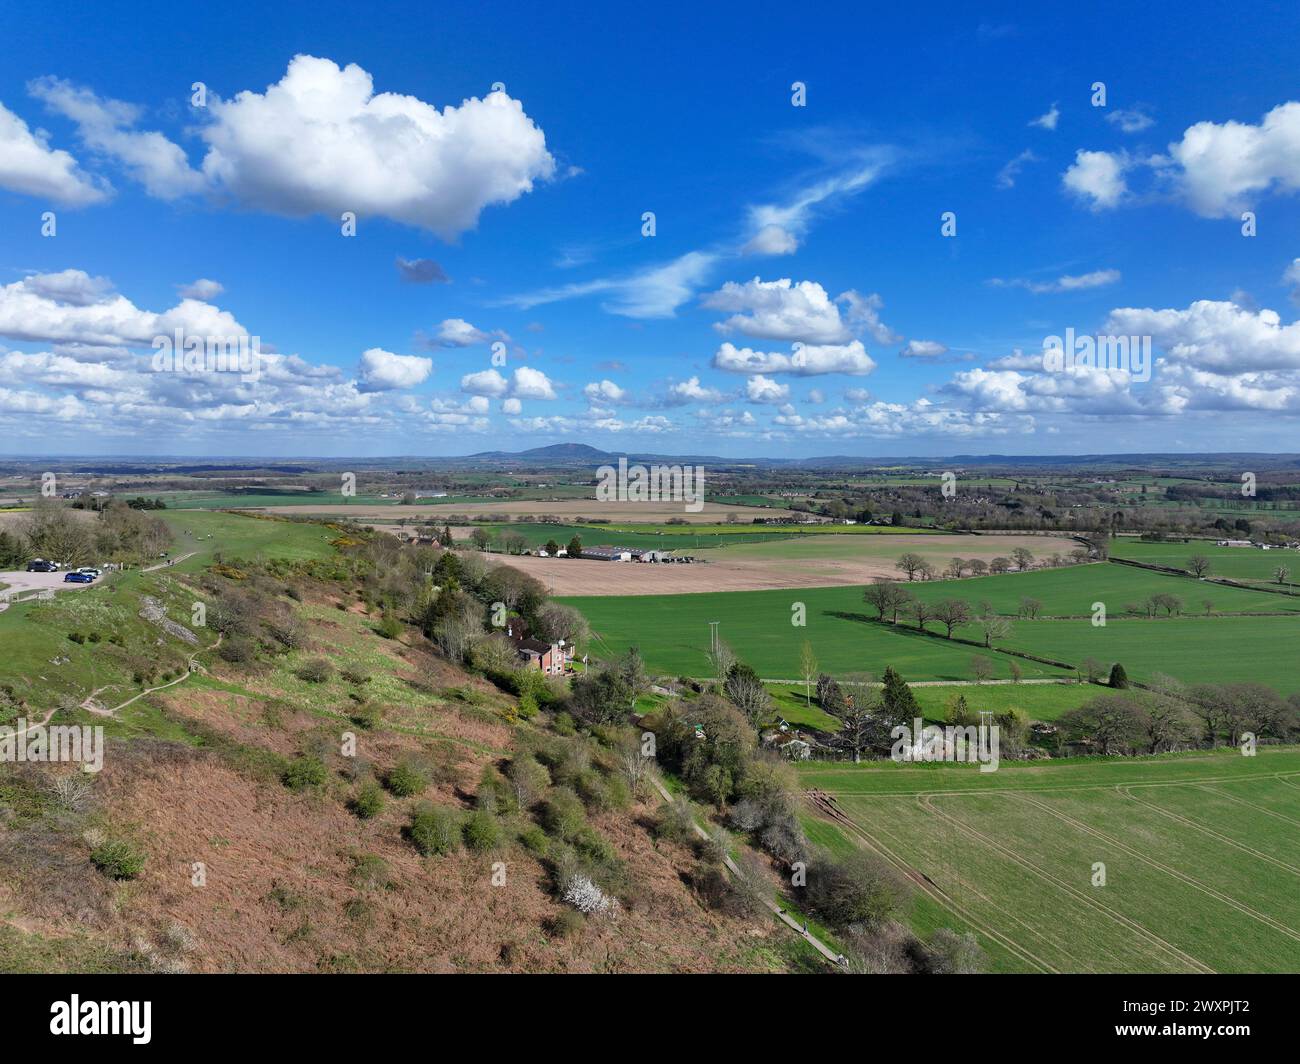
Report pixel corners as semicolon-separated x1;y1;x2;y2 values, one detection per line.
2;0;1300;457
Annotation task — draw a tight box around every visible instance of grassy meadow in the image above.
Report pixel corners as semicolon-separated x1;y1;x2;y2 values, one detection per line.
797;747;1300;973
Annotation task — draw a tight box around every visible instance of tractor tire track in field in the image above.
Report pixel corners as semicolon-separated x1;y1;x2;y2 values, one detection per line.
1111;786;1300;878
809;766;1293;800
918;794;1214;973
805;790;1059;973
1018;790;1300;946
855;809;1084;973
854;799;1158;974
1193;783;1300;831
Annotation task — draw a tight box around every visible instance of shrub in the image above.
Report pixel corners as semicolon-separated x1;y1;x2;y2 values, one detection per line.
462;810;503;851
349;703;383;730
407;805;460;856
653;798;696;844
548;908;585;938
804;848;908;930
518;824;549;855
350;853;390;890
295;658;334;684
350;780;385;819
541;787;587;841
552;712;577;737
376;612;404;639
67;632;85;644
282;756;328;791
218;637;255;664
385;760;428;797
341;665;371;685
516;691;539;720
561;873;618;916
90;839;145;879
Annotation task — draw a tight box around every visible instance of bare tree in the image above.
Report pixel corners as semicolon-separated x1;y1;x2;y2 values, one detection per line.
975;611;1010;648
932;598;972;638
1274;565;1291;585
799;640;818;706
724;664;771;728
1186;554;1211;578
1011;547;1035;571
863;581;913;623
830;694;884;764
895;552;925;581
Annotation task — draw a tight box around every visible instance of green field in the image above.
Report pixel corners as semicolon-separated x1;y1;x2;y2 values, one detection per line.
1003;615;1300;692
1111;538;1300;585
157;509;343;571
600;521;938;536
797;747;1300;972
897;561;1300;616
470;522;806;552
562;586;1072;681
564;560;1300;691
0;510;344;715
767;680;1103;730
449;521;941;552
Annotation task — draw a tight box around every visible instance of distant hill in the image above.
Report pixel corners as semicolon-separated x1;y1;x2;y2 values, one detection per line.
466;443;614;461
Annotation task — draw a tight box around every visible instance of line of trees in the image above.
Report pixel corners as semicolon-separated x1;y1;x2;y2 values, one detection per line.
0;500;171;569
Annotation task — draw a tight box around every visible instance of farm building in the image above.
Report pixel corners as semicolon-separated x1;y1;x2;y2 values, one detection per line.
582;545;633;561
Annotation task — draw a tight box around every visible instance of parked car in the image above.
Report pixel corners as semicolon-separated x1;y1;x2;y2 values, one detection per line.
63;571;94;583
26;559;57;572
75;567;102;577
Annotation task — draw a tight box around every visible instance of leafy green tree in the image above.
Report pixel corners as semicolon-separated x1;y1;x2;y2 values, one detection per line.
880;666;920;726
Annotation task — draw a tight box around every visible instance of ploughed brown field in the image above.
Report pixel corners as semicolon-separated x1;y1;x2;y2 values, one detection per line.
491;533;1082;595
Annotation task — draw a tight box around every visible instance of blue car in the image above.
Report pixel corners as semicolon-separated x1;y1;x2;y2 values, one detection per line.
63;571;94;583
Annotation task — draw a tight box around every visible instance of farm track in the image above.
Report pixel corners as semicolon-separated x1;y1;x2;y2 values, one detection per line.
647;776;843;966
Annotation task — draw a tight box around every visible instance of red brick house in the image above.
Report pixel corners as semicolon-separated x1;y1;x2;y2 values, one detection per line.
504;621;573;676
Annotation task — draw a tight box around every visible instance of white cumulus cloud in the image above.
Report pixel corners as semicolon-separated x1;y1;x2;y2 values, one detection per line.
357;347;432;391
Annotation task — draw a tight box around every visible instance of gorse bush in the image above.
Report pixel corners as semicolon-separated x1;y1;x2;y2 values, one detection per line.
385;760;428;797
90;839;146;879
462;810;503;851
282;756;327;791
351;780;385;819
541;787;586;841
407;805;461;857
295;658;334;683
